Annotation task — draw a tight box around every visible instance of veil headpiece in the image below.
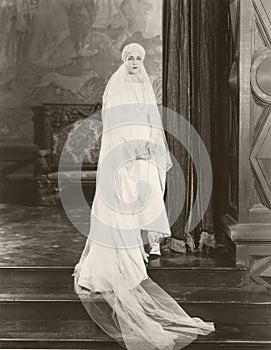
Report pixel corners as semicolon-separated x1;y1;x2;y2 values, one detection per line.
101;42;173;173
102;43;157;107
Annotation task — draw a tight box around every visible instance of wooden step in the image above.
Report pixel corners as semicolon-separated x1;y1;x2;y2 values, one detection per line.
0;344;270;350
0;322;270;349
0;257;247;291
1;285;270;324
0;342;270;350
1;299;270;324
0;284;269;302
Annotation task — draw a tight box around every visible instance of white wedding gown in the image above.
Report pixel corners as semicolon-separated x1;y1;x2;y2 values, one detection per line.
73;80;215;349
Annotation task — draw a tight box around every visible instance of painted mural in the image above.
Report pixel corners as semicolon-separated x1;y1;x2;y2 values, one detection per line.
0;0;162;143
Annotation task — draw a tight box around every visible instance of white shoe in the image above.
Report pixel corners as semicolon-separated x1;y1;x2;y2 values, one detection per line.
149;241;161;256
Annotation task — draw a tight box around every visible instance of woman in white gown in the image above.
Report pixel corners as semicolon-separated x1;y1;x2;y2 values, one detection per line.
73;43;215;350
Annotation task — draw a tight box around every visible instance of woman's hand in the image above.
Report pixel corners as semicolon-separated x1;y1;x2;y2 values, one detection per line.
139;244;149;263
135;141;152;160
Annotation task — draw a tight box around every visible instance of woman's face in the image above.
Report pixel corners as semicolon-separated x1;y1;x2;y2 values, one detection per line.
125;50;143;75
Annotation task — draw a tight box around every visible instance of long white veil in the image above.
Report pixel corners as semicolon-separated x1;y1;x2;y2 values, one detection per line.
73;43;214;350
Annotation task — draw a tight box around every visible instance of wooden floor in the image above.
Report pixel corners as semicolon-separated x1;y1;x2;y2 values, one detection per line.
0;202;236;268
0;203;271;349
0;203;86;266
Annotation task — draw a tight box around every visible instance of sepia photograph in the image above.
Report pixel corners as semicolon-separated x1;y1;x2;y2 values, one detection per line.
0;0;271;349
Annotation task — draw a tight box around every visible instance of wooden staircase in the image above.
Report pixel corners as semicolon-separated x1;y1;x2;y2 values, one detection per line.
0;204;270;349
1;251;271;349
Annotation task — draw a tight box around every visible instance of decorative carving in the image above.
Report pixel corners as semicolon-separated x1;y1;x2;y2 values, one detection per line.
250;255;271;289
36;177;59;206
250;107;271;209
43;103;102;131
33;103;101;206
223;0;271;273
249;1;271;211
253;0;271;47
35;149;51;176
251;48;271;105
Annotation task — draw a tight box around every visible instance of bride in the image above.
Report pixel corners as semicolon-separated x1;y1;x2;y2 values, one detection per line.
73;42;214;350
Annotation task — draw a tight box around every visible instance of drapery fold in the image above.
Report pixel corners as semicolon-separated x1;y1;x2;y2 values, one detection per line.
163;0;229;248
